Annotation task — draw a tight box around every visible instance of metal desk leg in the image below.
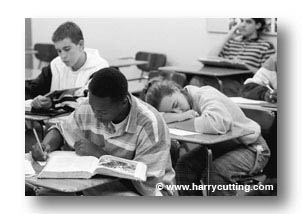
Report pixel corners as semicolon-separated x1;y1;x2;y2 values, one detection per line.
206;147;213;196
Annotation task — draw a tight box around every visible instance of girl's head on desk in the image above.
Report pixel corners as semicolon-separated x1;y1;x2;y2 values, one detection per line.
145;80;191;113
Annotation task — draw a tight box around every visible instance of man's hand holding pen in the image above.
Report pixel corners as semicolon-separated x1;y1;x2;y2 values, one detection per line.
264;81;277;103
31;143;51;161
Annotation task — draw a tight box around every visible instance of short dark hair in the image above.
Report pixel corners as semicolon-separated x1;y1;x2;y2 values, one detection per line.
52;21;84;44
252;18;267;33
88;67;128;103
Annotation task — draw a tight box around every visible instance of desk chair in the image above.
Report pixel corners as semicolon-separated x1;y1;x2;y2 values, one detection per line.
170;139;191;169
241;108;277;178
34;43;58;68
127;52;166;96
135;51;167;79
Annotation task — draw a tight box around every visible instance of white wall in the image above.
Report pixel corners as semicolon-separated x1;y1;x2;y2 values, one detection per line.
31;18;277;68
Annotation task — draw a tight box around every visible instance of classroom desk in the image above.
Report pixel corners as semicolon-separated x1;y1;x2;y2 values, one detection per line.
25;159;116;194
169;124;253;145
230;98;277;113
25;59;148;80
159;65;253;91
168;121;254;196
25;49;38;55
108;58;148;68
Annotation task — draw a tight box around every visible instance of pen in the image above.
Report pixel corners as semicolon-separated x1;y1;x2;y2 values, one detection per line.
32;128;44;153
264;81;274;93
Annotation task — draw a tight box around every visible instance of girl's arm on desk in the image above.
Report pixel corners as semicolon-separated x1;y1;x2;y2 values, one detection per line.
161;110;198;124
193;99;233;134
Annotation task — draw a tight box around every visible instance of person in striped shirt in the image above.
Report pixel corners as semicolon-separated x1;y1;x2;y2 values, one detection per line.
31;67;175;196
190;18;276;96
209;18;275;72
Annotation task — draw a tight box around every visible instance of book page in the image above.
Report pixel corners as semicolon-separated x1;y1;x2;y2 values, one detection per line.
169;128;199;136
25;153;35;177
98;156;137;175
38;151;99;179
25;100;32;112
95;155;147;181
198;57;248;70
230;97;277;108
230;97;269;105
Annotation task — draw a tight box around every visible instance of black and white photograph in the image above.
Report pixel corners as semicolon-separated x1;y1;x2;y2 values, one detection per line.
24;17;277;197
1;0;301;214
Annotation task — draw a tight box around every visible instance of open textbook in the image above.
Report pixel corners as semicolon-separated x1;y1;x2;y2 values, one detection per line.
169;128;199;136
44;87;83;107
37;151;147;181
25;153;35;177
25;87;84;116
198;57;249;70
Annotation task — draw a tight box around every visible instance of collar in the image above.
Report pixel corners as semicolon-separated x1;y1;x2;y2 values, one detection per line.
124;94;139;134
240;35;260;42
99;94;138;137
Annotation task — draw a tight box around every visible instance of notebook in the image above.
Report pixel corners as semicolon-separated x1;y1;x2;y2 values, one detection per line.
25;87;83;117
198;57;249;70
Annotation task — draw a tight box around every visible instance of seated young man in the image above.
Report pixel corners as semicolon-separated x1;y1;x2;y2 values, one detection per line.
26;21;108;109
31;67;175;196
240;54;277;103
190;18;275;97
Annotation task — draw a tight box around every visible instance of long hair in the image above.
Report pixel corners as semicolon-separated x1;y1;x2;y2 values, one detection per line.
145;79;182;110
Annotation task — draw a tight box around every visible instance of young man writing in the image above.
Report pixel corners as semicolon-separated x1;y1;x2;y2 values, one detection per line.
26;21;108;108
31;67;175;196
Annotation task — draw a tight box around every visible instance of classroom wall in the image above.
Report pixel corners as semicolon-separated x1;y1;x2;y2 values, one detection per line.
31;18;277;68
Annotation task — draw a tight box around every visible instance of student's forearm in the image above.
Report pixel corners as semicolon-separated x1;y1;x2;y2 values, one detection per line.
42;129;64;152
239;83;268;100
162;113;184;124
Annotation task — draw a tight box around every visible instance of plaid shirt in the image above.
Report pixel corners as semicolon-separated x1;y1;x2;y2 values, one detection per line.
57;94;175;196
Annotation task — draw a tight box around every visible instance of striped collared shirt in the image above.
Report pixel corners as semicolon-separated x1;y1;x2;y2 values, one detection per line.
57;94;175;196
219;38;275;69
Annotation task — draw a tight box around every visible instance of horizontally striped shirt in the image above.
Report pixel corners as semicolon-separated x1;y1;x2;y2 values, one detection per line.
56;94;175;196
219;38;275;70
